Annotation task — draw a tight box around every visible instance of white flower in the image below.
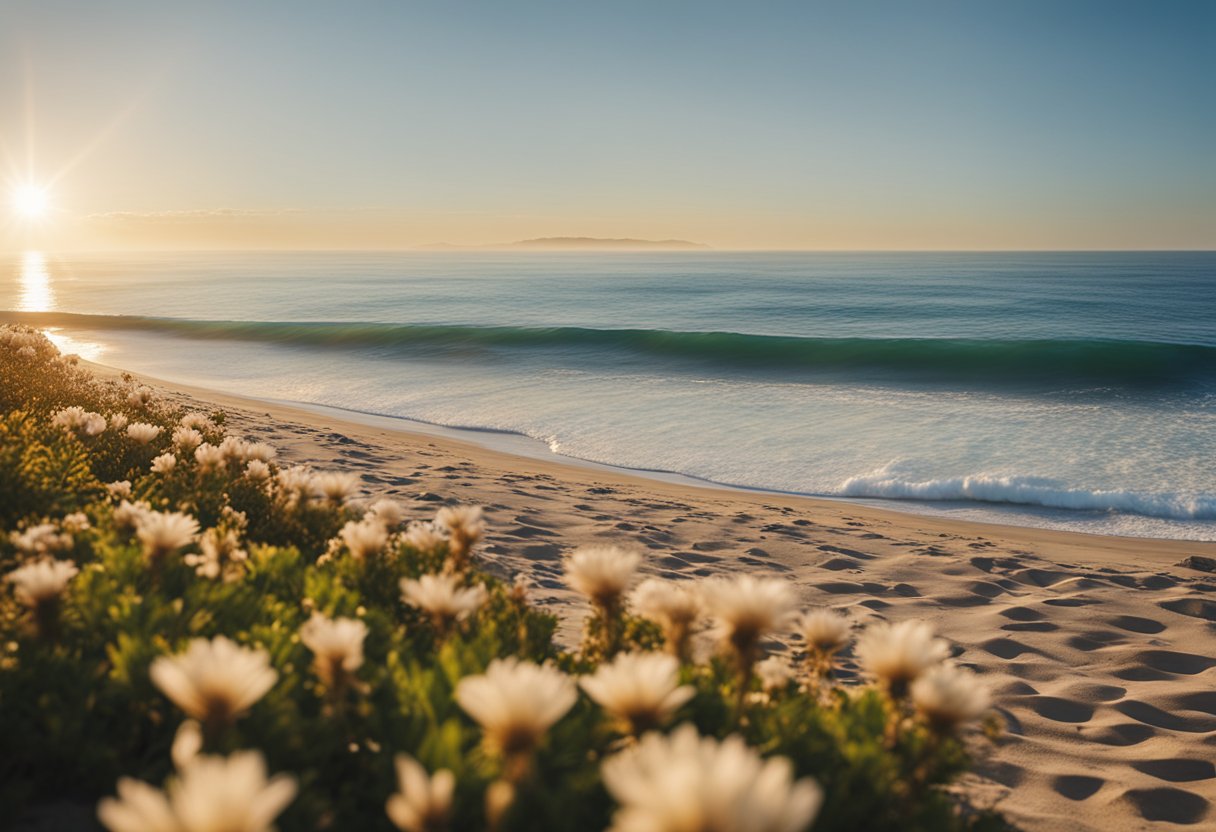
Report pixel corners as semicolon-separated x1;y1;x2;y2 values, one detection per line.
62;512;91;533
127;422;163;444
911;663;991;731
149;636;277;727
368;498;405;527
338;517;389;560
194;443;225;472
564;545;641;608
10;523;72;555
136;511;199;560
310;471;360;505
400;573;487;629
385;754;455;832
242;442;276;463
402;522;446;555
276;466;314;504
455;658;577;758
218;436;248;462
107;480;133;501
173;426;203;452
109;413;130;431
114;500;151;533
601;723;822;832
98;750;296;832
244;459;271;482
855;619;951;697
700;576;798;663
52;406;106;436
17;344;35;358
151;453;178;474
180;412;211;431
631;578;702;658
128;386;154;407
184;528;248;582
434;505;484;565
798;609;851;657
7;558;79;607
580;652;694;734
755;656;795;693
299;611;368;688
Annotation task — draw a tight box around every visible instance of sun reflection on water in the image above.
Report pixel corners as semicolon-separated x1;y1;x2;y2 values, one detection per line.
18;251;54;312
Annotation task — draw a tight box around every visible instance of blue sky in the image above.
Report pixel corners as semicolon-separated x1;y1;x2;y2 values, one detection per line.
1;0;1213;249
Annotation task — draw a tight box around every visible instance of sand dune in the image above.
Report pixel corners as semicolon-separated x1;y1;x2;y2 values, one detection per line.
125;366;1216;831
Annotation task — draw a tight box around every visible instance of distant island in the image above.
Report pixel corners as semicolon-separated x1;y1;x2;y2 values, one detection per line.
418;236;710;251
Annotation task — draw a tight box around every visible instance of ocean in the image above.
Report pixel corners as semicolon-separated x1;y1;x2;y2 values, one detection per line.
4;250;1214;540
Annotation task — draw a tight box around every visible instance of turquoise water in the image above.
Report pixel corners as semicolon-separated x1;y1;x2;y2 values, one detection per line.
4;250;1214;539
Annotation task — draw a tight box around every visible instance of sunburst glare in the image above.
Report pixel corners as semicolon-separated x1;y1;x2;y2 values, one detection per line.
10;184;51;221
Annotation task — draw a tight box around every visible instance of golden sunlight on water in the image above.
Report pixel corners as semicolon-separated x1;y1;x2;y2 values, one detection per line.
18;251;54;312
14;251;105;360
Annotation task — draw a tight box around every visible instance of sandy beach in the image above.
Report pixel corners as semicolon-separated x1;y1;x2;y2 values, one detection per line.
92;361;1216;831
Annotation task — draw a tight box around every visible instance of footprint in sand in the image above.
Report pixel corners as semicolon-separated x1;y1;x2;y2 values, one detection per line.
1051;774;1104;801
1121;787;1210;825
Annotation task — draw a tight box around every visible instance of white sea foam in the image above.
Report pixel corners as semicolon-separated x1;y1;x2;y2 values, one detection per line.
839;468;1216;521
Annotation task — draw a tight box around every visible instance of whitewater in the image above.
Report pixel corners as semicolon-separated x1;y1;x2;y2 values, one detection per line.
3;250;1214;540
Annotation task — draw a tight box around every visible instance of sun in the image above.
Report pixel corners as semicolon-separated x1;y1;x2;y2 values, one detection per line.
10;183;51;220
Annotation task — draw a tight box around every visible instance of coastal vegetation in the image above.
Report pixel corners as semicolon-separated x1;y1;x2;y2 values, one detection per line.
0;325;1003;832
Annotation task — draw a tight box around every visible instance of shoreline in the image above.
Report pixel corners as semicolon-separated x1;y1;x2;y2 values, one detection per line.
88;358;1216;830
88;359;1214;566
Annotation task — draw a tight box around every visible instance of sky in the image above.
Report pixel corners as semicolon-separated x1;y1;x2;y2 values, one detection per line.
0;0;1213;251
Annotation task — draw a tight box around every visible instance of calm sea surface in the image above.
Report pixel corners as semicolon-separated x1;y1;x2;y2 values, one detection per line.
4;250;1214;539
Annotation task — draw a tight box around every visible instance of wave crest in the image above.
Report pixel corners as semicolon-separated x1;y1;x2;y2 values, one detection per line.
838;470;1216;521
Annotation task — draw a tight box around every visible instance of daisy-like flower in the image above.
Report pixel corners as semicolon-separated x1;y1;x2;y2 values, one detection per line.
755;655;795;694
173;426;204;453
600;723;823;832
127;422;163;444
700;576;798;674
385;753;455;832
566;545;642;657
127;385;154;408
434;505;484;569
631;578;702;660
565;545;641;608
62;512;90;533
194;443;225;472
400;573;487;632
855;619;951;699
97;749;296;832
338;516;390;561
136;510;200;562
242;442;276;463
151;453;177;475
402;522;446;556
7;559;79;637
114;500;151;533
311;471;360;505
184;527;248;582
368;498;405;528
10;523;72;556
109;413;130;431
149;636;278;732
52;406;107;437
299;611;368;691
455;658;577;768
244;459;271;482
911;663;991;733
218;437;248;463
580;652;695;735
798;609;852;681
275;466;314;506
107;480;133;501
180;412;211;431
